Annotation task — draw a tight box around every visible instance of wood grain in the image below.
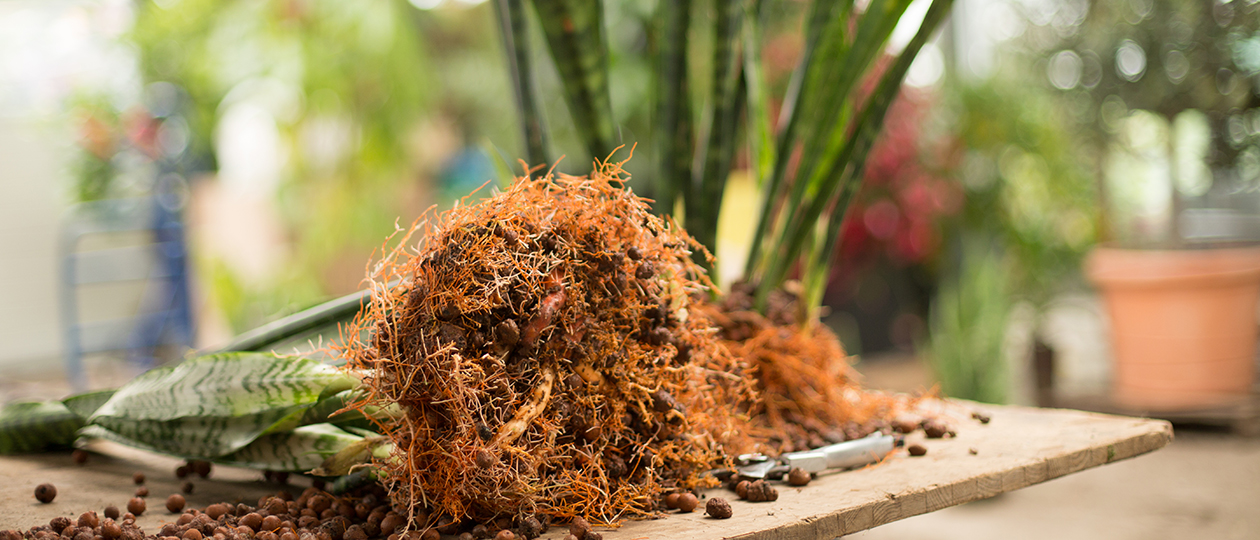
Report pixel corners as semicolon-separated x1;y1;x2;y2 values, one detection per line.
576;403;1172;540
0;403;1172;536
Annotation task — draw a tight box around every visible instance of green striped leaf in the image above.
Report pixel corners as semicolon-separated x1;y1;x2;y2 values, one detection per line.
0;400;82;454
532;0;616;160
218;423;368;472
89;352;357;457
63;389;117;421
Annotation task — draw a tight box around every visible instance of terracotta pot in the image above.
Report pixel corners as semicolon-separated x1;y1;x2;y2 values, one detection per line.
1086;246;1260;410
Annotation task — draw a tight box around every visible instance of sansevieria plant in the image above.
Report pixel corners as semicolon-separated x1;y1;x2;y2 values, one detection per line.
1;0;953;525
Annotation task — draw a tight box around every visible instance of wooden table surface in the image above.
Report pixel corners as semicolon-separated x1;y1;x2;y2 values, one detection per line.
0;404;1173;537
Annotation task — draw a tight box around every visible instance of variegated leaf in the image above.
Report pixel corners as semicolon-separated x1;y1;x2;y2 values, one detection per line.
89;352;358;457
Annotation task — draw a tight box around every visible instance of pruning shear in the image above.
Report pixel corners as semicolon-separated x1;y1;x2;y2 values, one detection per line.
724;433;899;481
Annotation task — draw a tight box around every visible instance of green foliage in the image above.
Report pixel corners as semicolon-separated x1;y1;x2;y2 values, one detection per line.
943;79;1099;303
87;352;355;457
495;0;954;321
130;0;433;331
926;240;1009;404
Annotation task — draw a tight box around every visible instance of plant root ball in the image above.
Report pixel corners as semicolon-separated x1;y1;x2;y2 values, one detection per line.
705;498;733;519
34;483;56;503
346;163;757;522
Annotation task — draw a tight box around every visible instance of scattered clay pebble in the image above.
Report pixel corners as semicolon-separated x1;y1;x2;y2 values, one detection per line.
922;420;950;439
175;465;190;478
49;517;71;533
127;497;146;516
166;494;186;513
34;483;56;503
735;480;750;499
458;533;474;540
969;447;979;455
239;513;263;531
663;492;680;509
705;497;733;519
493;531;514;540
181;481;195;494
568;516;590;539
971;411;991;424
583;531;603;540
135;486;149;497
101;520;122;540
193;460;212;478
787;467;811;486
72;449;88;465
260;515;281;531
78;511;100;529
745;480;778;502
907;443;928;457
676;492;698;513
104;506;121;519
378;514;402;534
182;529;203;540
474;449;496;469
420;529;439;540
0;530;21;540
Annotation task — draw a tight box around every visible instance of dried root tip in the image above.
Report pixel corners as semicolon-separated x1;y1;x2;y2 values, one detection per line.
494;365;556;446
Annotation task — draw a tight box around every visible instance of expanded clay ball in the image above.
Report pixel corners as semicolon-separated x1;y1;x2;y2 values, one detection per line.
72;449;88;465
134;486;149;497
705;498;733;519
166;494;186;513
104;506;121;520
676;493;698;513
922;420;949;439
493;531;514;540
907;443;928;457
132;472;146;485
567;517;590;539
180;481;194;494
127;497;146;516
787;467;811;486
34;483;56;503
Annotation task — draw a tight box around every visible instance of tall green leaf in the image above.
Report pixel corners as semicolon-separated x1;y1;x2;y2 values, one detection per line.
494;0;551;170
755;0;954;310
652;0;694;215
532;0;616;161
89;352;357;457
688;0;749;256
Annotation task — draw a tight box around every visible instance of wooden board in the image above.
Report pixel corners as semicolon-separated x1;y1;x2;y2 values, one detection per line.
565;404;1172;540
0;404;1172;536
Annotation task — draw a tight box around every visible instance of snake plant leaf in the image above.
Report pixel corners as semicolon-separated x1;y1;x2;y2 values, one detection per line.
652;0;694;215
62;389;117;421
217;423;368;472
88;352;357;457
0;400;82;454
531;0;616;160
495;0;551;170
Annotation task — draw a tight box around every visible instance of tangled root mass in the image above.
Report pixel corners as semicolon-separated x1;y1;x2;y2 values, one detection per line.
345;162;755;525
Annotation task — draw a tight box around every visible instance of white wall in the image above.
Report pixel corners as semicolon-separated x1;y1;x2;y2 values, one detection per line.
0;118;69;378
